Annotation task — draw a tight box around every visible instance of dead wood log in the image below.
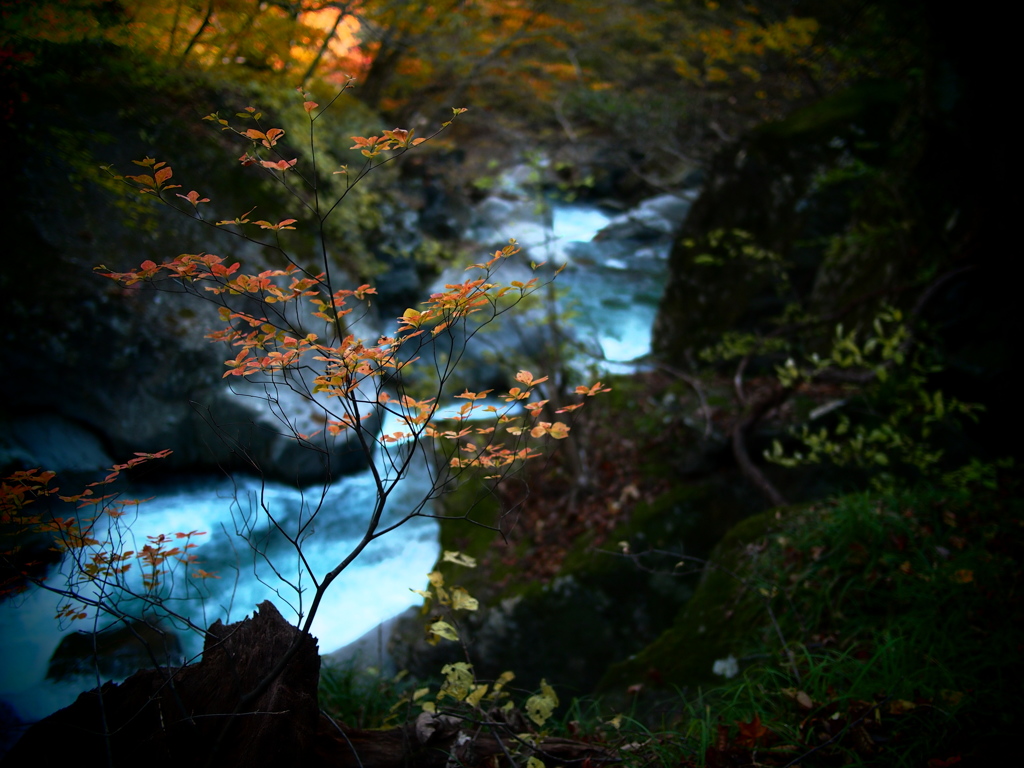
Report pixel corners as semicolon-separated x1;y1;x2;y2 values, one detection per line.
4;602;614;768
315;711;617;768
4;601;320;768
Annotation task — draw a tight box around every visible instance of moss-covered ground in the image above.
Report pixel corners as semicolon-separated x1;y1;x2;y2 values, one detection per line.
324;370;1021;766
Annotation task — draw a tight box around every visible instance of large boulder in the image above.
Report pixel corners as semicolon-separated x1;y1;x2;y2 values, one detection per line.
388;472;766;698
595;192;696;242
1;42;425;485
651;80;914;360
46;622;184;682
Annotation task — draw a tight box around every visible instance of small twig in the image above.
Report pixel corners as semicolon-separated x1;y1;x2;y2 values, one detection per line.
552;97;577;143
731;383;790;508
184;709;290;719
733;355;749;407
763;598;801;687
439;711;617;765
708;121;735;143
89;606;115;768
320;709;366;768
484;719;519;768
657;363;714;439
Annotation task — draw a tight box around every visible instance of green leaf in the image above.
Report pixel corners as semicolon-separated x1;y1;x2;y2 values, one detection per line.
694;254;722;265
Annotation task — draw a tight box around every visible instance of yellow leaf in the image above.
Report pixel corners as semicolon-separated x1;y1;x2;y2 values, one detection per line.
440;662;474;701
492;671;515;695
941;689;964;706
466;684;488;708
443;550;477;568
401;308;422;328
451;587;479;611
889;699;917;715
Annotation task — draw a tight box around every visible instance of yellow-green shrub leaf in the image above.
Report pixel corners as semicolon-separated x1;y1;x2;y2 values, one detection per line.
429;620;459;642
443;550;477;568
525;679;558;726
451;587;479;611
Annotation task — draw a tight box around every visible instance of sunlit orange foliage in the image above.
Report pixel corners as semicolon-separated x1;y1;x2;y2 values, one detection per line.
672;14;820;86
4;89;608;635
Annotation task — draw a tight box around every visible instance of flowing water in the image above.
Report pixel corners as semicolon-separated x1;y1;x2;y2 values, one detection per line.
0;191;688;726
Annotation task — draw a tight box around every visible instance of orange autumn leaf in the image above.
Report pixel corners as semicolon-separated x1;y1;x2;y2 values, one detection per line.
515;370;548;387
575;381;612;397
255;218;298;231
260;158;298;171
735;714;771;747
176;190;210;206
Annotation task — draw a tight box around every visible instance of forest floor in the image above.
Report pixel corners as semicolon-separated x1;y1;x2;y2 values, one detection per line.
322;370;1023;767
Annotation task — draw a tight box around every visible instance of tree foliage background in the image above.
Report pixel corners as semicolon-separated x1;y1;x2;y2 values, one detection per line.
1;0;1019;765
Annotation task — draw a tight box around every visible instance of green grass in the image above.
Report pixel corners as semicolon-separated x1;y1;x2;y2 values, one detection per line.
318;660;420;730
317;471;1020;765
542;470;1019;766
595;473;1022;765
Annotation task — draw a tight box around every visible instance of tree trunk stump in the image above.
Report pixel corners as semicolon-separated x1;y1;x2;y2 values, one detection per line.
4;601;613;768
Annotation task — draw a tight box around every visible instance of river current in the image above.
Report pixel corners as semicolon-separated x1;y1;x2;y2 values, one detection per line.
0;190;689;725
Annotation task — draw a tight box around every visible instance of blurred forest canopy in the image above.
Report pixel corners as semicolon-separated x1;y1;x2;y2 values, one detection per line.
0;0;1013;482
1;0;1012;470
1;0;938;171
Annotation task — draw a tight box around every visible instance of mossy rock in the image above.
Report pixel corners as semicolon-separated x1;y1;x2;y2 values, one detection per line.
597;506;797;697
1;43;410;482
393;470;768;696
652;77;944;362
393;482;686;695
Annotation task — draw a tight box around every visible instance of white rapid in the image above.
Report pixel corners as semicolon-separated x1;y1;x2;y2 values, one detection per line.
0;439;440;723
0;182;694;729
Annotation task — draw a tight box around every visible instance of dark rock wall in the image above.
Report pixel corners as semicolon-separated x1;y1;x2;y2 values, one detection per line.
0;44;453;485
